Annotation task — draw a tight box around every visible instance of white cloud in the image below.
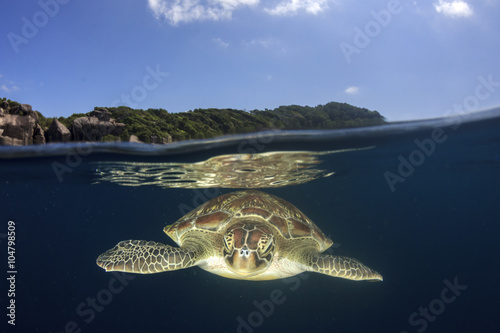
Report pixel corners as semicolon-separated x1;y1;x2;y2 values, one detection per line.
242;37;276;48
241;37;287;53
265;0;330;16
213;37;229;48
344;86;359;94
148;0;334;24
148;0;259;25
0;84;19;94
434;0;473;17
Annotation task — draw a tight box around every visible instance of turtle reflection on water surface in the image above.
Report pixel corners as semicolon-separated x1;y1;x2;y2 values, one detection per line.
97;190;382;282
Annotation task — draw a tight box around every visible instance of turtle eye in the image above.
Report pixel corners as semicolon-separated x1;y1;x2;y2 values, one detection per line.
223;230;234;253
258;234;274;256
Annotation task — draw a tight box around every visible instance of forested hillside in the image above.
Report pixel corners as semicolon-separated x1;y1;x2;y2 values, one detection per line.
2;97;385;144
51;102;385;142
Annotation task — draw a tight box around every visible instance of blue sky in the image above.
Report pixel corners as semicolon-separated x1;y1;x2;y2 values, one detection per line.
1;0;500;121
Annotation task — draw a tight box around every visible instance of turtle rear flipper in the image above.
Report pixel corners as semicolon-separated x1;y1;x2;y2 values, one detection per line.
308;255;383;281
96;240;198;274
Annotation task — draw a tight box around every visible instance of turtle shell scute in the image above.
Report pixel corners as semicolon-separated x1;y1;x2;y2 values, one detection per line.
164;190;332;251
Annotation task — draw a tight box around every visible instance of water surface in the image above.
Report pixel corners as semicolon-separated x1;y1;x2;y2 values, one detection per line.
1;108;499;333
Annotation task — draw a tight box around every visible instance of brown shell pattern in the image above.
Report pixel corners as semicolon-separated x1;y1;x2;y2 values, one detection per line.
164;190;333;251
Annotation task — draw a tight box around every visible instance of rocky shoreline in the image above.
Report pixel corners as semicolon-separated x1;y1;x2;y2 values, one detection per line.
0;100;125;146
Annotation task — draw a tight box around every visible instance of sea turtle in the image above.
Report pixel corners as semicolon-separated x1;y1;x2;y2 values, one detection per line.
96;190;382;282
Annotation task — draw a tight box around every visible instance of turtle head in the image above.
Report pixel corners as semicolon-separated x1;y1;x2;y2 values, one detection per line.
223;223;275;277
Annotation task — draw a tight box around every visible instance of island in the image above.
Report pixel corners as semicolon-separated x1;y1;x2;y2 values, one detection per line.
0;98;385;145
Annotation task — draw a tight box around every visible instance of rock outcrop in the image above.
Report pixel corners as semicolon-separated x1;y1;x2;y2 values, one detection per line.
89;108;112;121
33;123;46;144
0;113;41;145
129;135;142;143
71;108;125;141
0;101;128;146
45;119;71;143
0;102;174;146
0;101;45;145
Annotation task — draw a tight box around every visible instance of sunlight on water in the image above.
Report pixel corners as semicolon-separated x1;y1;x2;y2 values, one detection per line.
93;148;372;188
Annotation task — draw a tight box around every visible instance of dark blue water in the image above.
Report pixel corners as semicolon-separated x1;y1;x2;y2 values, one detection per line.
1;109;499;333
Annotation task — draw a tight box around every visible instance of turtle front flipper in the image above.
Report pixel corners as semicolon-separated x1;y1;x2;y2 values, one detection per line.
96;240;198;274
308;255;383;281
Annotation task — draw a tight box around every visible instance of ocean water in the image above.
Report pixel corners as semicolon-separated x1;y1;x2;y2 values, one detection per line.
1;108;499;333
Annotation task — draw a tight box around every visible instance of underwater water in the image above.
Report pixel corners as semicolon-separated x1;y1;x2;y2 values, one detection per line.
1;108;500;333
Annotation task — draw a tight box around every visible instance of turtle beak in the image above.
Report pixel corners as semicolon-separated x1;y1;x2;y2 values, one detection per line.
239;245;251;257
226;246;266;277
